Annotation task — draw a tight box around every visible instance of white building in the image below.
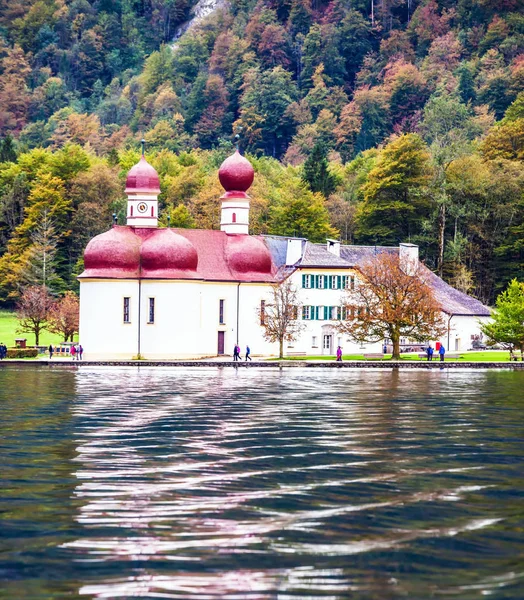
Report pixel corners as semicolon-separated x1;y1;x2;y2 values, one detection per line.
79;151;490;359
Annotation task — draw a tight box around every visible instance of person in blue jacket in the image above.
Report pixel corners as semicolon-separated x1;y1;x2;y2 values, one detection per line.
439;344;446;362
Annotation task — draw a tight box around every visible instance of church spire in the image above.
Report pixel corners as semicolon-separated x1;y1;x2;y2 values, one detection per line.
125;142;160;228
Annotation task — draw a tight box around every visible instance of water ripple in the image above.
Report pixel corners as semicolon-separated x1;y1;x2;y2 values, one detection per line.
1;367;523;599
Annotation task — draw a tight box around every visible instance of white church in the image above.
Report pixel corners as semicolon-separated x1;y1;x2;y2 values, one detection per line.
78;150;491;359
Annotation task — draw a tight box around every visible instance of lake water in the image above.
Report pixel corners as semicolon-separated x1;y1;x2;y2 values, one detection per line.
0;366;523;599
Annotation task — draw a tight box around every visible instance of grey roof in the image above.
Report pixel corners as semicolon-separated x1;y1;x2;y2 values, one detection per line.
262;237;490;316
300;242;349;267
420;266;491;316
340;245;398;266
263;236;290;268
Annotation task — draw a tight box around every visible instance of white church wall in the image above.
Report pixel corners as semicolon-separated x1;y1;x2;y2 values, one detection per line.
139;280;276;358
79;280;140;359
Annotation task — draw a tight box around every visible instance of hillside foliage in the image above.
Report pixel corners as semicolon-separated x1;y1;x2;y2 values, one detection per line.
0;0;523;305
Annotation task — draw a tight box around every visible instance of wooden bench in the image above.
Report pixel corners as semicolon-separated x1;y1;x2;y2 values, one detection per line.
418;353;461;360
364;353;385;359
286;351;307;357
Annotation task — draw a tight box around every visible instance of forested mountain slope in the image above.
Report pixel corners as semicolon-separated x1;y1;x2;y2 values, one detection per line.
0;0;522;306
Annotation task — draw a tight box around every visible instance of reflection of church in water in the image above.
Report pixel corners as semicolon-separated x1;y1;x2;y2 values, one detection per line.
79;151;490;359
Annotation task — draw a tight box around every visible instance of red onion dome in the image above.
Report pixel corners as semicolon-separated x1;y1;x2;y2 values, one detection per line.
125;156;161;194
218;150;254;193
141;228;198;273
225;235;272;274
83;226;141;275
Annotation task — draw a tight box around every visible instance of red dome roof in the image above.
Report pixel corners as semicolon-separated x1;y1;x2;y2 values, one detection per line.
83;226;141;276
141;229;198;274
125;156;161;194
225;235;272;274
219;150;254;193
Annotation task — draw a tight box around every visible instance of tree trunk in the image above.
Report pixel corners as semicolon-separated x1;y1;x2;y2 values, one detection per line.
391;332;401;360
35;325;40;346
279;338;284;359
437;202;446;277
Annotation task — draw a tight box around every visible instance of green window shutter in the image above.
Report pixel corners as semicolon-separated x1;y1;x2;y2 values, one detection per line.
337;275;341;289
315;275;319;289
324;306;328;320
315;306;319;320
302;274;306;288
327;275;332;289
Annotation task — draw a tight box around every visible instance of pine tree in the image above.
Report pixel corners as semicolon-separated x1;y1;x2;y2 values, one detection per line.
0;134;17;163
19;211;65;295
302;143;338;197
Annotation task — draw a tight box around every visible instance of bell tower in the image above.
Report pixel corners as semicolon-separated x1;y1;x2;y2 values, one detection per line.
125;140;160;228
218;150;254;235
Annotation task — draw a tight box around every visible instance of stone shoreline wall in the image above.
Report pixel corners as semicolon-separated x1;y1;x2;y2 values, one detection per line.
1;361;524;370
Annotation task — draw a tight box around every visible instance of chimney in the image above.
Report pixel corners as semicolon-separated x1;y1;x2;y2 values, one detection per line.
286;238;304;265
327;239;340;257
399;243;419;275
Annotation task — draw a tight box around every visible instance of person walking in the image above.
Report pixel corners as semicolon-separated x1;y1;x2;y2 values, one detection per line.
426;345;433;361
78;344;83;360
245;345;252;361
439;344;446;362
48;344;54;359
233;344;239;361
0;343;6;360
70;344;76;360
336;346;343;361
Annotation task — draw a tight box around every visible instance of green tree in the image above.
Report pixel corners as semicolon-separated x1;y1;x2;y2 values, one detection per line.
236;66;298;157
18;211;65;294
481;279;524;360
269;177;338;241
0;135;17;163
302;143;339;197
357;134;432;245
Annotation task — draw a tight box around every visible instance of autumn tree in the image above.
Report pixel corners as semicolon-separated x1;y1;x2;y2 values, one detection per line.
16;285;54;346
338;252;446;360
258;279;306;358
481;279;524;361
48;291;79;342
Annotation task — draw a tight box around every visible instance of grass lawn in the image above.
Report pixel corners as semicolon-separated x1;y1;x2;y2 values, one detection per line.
274;351;516;362
0;310;65;347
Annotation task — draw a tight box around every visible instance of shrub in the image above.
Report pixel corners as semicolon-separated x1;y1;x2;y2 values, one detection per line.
6;348;39;359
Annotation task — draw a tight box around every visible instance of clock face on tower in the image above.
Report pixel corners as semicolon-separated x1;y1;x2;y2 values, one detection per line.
137;202;148;214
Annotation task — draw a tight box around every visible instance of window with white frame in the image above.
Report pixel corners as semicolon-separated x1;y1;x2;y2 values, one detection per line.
302;306;311;320
318;305;325;320
303;274;312;289
318;275;325;289
331;276;337;289
312;336;318;347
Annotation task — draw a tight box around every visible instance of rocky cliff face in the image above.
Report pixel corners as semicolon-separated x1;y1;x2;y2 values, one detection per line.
171;0;225;48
